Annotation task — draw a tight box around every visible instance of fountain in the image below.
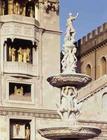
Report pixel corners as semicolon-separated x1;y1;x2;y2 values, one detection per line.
38;13;101;139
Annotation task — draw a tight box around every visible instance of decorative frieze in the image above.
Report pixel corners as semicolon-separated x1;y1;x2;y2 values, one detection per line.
0;108;59;119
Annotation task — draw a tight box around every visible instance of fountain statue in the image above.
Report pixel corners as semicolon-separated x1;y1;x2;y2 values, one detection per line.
38;13;101;139
62;13;78;74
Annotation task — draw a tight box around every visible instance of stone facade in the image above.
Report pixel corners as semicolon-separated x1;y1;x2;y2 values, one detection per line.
0;0;107;140
76;23;107;139
77;23;107;80
77;75;107;139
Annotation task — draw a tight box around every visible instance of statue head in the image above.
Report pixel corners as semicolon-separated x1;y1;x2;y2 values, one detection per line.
69;12;72;17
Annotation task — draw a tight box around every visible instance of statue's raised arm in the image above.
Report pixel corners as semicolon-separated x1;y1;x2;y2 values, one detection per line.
66;12;78;27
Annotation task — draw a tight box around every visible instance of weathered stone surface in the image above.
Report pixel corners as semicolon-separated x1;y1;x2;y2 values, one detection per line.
38;125;101;139
47;73;92;88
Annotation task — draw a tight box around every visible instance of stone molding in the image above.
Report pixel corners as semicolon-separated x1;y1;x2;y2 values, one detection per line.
0;15;39;43
0;107;59;119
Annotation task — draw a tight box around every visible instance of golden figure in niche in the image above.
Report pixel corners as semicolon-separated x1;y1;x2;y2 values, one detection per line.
23;49;27;63
14;86;24;95
26;48;30;62
11;48;16;61
18;47;23;62
15;124;20;136
9;47;12;61
10;46;31;63
14;2;20;14
25;126;30;140
23;48;31;63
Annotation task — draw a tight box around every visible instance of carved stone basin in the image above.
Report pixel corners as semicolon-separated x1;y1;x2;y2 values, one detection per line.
47;73;92;88
38;125;101;139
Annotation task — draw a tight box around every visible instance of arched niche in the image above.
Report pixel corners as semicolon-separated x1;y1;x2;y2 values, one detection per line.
86;64;91;77
100;56;106;76
102;93;107;111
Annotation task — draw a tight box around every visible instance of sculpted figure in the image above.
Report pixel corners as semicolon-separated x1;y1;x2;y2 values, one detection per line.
14;86;23;95
23;49;27;63
11;48;16;61
15;124;20;136
62;13;78;74
56;87;68;119
18;47;23;62
15;2;20;14
9;47;12;61
57;86;78;120
68;47;77;73
25;127;30;140
26;48;30;62
44;0;51;13
65;12;78;42
14;86;17;94
62;47;77;73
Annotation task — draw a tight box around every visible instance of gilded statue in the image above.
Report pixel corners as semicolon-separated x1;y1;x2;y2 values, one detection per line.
25;127;30;140
11;48;16;61
26;48;30;62
15;124;20;136
9;47;12;61
23;49;27;63
14;86;24;95
18;47;23;62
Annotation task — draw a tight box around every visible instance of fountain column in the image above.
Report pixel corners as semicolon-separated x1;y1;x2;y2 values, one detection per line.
38;13;101;140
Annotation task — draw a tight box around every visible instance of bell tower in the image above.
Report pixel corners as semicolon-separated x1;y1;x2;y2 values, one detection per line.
0;0;60;140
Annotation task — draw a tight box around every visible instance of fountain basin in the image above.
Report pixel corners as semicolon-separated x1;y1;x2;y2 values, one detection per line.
47;73;92;88
38;125;101;139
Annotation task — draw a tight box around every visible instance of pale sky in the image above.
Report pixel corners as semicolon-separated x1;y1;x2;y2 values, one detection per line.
60;0;107;45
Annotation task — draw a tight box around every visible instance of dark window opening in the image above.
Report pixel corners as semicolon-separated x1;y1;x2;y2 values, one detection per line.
10;119;31;140
25;1;35;17
6;39;33;64
9;82;31;96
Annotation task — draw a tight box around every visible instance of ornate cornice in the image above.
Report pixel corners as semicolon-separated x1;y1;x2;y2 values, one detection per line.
0;106;59;119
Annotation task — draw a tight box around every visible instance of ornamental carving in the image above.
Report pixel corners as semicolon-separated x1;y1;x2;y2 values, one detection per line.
43;0;59;14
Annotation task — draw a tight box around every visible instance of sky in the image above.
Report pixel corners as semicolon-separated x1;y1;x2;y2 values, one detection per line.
60;0;107;45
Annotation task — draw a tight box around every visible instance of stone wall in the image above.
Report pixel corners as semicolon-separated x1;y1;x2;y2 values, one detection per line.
77;23;107;80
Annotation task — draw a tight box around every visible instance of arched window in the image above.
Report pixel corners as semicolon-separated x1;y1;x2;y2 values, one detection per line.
101;57;106;75
86;64;91;76
102;93;107;111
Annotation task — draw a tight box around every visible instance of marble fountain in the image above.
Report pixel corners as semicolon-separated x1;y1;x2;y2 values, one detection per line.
38;13;101;140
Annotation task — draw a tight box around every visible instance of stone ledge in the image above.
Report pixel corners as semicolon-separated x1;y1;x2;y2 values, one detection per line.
0;107;59;119
78;75;107;102
47;73;91;88
38;125;101;139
